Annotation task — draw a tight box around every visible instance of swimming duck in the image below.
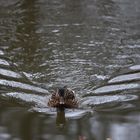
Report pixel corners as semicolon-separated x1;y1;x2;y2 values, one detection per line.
48;86;78;108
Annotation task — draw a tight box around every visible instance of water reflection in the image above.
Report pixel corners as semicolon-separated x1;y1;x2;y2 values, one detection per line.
7;0;42;73
1;106;140;140
0;0;140;140
56;109;66;128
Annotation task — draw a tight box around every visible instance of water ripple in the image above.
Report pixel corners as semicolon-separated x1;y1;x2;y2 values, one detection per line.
0;68;21;78
130;65;140;71
93;83;139;94
0;59;9;66
1;92;47;107
0;50;4;55
0;79;48;94
108;72;140;84
31;107;91;119
81;95;138;107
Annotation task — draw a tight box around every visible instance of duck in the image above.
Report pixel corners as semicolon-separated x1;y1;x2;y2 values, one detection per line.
48;86;78;109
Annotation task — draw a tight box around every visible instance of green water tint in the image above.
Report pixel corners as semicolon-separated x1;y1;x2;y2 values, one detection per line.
0;0;140;139
56;110;66;128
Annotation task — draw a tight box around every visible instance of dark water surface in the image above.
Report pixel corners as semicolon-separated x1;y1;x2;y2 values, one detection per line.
0;0;140;140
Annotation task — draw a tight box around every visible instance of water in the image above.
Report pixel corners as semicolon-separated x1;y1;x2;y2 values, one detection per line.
0;0;140;140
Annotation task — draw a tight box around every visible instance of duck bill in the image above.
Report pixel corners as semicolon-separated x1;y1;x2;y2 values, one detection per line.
59;97;65;105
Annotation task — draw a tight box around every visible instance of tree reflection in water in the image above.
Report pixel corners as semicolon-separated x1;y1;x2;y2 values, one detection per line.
0;0;140;139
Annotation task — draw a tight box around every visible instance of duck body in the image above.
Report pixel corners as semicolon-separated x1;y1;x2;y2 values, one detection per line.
48;86;78;109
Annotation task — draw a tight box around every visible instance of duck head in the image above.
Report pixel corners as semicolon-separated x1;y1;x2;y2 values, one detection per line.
58;87;65;105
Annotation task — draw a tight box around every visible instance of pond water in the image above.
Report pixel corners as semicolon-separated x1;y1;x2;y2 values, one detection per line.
0;0;140;140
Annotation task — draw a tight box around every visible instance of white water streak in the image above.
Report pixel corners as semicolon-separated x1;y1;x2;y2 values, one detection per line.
94;83;139;94
108;73;140;83
0;79;48;94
